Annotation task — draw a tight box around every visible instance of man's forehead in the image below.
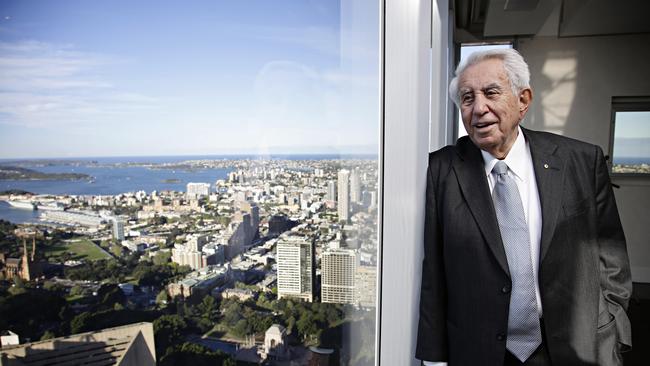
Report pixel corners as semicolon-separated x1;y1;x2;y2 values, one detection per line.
458;60;509;89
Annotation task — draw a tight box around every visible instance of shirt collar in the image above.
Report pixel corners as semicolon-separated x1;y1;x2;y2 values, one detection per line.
481;126;527;181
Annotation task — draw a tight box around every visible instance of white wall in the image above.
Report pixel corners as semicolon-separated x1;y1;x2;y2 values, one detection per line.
518;34;650;282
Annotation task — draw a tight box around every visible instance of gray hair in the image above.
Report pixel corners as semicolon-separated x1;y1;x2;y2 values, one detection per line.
448;48;530;106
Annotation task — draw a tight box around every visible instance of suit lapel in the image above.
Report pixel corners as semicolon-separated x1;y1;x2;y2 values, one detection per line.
454;139;510;276
523;128;565;263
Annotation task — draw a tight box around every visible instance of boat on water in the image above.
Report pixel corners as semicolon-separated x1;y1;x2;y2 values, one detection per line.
36;202;66;211
4;199;66;211
5;200;36;210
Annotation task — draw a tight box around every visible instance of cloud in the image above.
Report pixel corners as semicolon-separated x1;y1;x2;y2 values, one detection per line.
0;40;156;128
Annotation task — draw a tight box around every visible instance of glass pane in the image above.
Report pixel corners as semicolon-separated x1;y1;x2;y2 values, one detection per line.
612;111;650;174
0;1;379;365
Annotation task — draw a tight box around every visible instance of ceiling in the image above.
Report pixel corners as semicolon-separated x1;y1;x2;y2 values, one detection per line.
454;0;650;40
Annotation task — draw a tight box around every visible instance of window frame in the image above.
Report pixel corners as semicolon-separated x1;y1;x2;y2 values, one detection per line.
608;96;650;177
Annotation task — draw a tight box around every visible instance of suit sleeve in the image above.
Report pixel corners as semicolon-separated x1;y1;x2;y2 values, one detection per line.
594;146;632;350
415;157;448;361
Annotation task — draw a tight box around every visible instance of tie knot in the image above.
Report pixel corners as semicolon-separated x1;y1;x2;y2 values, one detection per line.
493;160;508;176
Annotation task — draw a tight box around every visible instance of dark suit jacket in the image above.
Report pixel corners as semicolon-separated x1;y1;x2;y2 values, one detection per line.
416;128;632;366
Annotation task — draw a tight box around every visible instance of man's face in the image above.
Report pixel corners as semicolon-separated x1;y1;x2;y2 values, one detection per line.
457;58;532;158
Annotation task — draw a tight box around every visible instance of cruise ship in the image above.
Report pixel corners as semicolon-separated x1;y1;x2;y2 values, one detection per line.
5;200;36;210
36;202;65;211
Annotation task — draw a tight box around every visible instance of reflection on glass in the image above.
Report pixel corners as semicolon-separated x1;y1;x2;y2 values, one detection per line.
0;1;379;365
612;111;650;174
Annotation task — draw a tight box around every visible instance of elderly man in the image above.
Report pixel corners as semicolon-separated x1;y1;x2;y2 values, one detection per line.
416;49;632;366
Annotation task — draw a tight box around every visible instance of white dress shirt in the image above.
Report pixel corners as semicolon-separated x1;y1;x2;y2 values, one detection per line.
423;127;543;366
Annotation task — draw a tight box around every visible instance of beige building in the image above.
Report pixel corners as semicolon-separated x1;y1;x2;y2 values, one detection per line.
355;265;377;308
337;170;350;222
0;322;156;366
321;249;358;304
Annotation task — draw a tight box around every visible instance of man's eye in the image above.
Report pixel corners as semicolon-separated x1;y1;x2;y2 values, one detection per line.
485;88;499;96
461;94;473;103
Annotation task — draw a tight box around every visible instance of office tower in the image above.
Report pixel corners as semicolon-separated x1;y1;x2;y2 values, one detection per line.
327;180;337;201
268;214;295;237
186;182;211;199
369;190;378;210
238;201;260;240
350;168;362;203
321;249;358;304
337;169;350;222
112;218;125;241
276;236;315;302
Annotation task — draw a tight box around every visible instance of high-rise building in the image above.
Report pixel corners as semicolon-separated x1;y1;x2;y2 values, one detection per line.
350;168;362;203
337;169;350;222
276;236;315;302
321;249;358;304
268;214;296;237
327;180;337;201
172;245;205;270
219;202;260;260
369;190;378;210
112;218;125;241
171;234;210;270
186;182;211;199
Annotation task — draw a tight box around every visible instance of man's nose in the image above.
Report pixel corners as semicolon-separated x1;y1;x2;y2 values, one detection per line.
472;94;489;115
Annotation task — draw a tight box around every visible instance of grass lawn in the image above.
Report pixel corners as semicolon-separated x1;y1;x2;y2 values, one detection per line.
44;238;112;261
206;323;246;341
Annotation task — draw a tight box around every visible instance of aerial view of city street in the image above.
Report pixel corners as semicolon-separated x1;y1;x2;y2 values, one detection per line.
0;1;380;365
0;156;378;365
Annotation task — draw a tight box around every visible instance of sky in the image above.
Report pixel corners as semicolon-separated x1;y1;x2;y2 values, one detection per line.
613;111;650;159
0;0;380;158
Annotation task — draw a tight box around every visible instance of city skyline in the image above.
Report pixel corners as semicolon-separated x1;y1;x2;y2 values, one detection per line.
0;0;380;159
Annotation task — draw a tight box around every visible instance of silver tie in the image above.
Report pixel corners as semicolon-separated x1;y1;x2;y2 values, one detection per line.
492;161;542;362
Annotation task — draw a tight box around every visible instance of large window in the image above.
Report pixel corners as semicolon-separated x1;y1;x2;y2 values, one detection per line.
0;1;380;365
610;97;650;176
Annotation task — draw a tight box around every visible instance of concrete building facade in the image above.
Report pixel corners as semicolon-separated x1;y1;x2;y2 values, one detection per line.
337;170;350;222
276;236;314;302
321;249;358;304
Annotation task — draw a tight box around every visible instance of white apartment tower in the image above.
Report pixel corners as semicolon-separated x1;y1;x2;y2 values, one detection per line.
186;182;211;199
321;249;358;304
327;180;337;201
337;169;350;222
350;168;362;203
276;236;314;302
112;218;125;241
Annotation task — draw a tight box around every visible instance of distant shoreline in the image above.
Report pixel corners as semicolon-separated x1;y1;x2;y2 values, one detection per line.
0;166;91;181
0;152;379;164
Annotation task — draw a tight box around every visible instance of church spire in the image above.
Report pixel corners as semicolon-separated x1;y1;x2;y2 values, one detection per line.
21;237;32;281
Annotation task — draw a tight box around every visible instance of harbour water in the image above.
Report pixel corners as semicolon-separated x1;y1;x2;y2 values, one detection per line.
0;154;376;225
0;162;233;196
0;155;238;224
0;200;42;225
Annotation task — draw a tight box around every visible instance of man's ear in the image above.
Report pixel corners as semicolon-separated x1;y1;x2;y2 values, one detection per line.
519;88;533;117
